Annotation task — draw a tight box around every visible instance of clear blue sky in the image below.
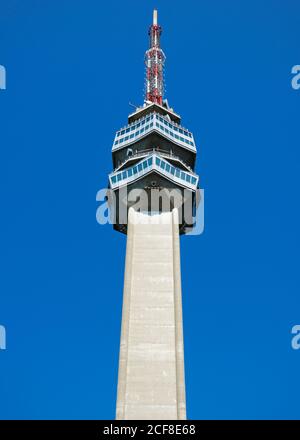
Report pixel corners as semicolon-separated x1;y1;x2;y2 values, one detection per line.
0;0;299;420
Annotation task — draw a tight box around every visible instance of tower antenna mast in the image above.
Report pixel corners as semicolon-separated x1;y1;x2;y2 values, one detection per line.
145;9;166;105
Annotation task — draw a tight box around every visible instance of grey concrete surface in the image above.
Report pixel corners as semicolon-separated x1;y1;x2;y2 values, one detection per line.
116;208;186;420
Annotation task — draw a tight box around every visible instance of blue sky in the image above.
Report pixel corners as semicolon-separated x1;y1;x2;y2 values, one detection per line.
0;0;299;419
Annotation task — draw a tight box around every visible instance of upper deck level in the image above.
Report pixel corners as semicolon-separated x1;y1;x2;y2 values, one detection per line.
128;102;181;124
112;111;196;154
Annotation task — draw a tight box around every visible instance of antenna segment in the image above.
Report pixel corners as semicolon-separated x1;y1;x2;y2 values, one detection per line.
145;9;166;105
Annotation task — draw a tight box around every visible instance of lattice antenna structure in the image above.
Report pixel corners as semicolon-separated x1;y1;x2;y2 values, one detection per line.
145;9;166;105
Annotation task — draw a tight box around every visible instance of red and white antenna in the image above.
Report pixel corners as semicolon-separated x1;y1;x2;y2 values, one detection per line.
145;9;166;105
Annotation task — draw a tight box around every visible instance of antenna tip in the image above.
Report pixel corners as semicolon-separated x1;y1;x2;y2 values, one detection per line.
153;9;158;25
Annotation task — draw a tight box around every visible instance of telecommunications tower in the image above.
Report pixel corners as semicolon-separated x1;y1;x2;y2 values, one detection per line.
108;9;199;420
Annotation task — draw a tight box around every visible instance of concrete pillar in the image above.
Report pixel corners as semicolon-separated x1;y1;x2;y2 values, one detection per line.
116;208;186;420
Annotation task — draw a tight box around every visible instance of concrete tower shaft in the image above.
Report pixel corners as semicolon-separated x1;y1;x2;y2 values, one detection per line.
116;208;186;420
